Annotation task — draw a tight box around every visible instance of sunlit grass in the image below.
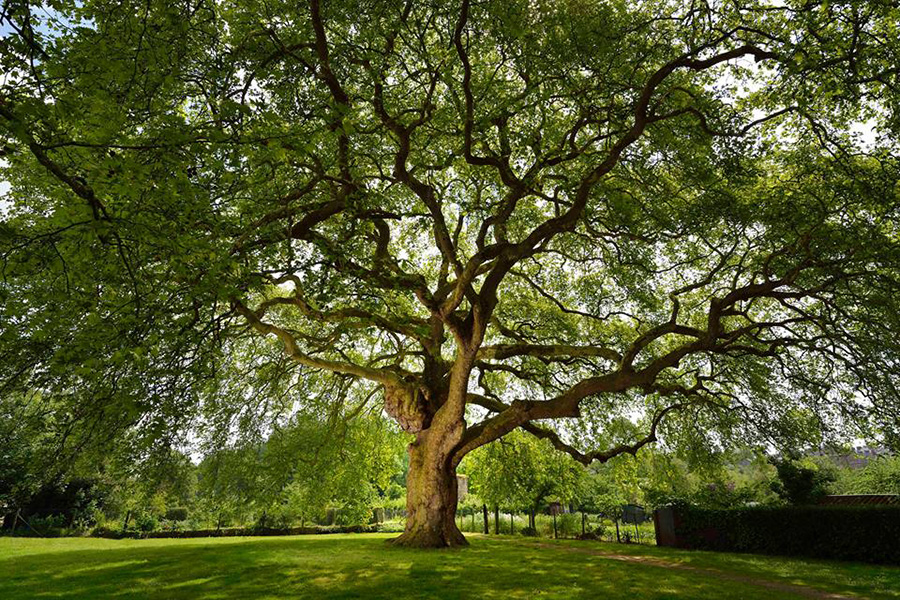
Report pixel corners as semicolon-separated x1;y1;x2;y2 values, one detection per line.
1;533;898;599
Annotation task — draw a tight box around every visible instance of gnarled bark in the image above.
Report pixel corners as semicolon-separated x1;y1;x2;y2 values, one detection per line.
390;427;467;548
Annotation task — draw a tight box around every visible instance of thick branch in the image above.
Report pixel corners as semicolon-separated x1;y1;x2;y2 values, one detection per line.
233;297;401;385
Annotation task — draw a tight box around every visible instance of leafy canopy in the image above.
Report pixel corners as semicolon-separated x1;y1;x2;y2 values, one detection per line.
1;0;899;471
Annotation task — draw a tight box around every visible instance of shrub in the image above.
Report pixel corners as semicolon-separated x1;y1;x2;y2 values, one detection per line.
165;507;189;522
556;513;579;538
22;514;66;536
134;512;158;533
577;523;608;541
669;505;900;564
519;526;538;537
770;458;835;505
17;478;106;529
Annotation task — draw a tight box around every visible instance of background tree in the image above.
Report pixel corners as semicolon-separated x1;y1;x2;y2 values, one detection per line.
2;0;899;547
769;456;837;505
465;430;584;529
832;455;900;495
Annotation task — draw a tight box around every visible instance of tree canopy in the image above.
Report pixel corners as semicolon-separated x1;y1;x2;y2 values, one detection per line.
1;0;899;546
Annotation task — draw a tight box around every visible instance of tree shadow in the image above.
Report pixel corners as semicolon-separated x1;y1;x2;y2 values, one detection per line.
0;536;840;599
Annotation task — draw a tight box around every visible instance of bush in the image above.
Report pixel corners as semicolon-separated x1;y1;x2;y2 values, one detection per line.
17;478;106;529
577;524;608;541
165;507;189;522
21;514;66;536
519;526;538;537
556;513;579;538
669;505;900;564
134;512;158;533
770;459;835;505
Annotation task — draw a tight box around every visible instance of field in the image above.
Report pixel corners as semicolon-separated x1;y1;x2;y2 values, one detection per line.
2;533;899;599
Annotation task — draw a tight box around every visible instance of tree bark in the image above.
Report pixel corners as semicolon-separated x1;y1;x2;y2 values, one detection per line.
390;430;467;548
482;504;489;534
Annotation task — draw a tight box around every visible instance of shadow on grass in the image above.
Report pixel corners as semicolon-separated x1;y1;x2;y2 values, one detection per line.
527;538;900;600
0;535;873;599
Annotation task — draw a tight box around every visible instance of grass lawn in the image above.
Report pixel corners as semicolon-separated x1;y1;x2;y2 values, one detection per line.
1;533;898;599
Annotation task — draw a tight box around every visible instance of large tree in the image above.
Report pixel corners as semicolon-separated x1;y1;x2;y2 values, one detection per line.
1;0;899;547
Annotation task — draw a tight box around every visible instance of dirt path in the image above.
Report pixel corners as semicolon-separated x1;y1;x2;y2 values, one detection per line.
526;542;860;600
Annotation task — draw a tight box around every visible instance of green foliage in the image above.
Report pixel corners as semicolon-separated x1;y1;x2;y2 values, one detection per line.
769;458;836;505
832;456;900;495
671;505;900;565
12;478;106;530
1;0;899;541
583;447;779;512
465;431;585;511
164;508;188;523
192;407;407;528
0;391;68;514
134;512;159;533
555;513;580;538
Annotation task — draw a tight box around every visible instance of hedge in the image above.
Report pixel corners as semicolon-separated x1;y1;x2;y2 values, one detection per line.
668;505;900;564
90;524;380;539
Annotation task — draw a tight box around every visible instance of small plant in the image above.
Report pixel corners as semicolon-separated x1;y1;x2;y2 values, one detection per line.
577;525;607;541
134;512;158;533
24;514;66;536
557;513;579;538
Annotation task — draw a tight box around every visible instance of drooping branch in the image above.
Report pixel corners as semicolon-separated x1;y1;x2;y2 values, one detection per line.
455;243;868;463
232;297;404;386
465;392;689;465
254;274;430;343
476;344;622;364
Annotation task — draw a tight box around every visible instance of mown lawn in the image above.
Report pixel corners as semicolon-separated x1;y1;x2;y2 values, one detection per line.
1;533;898;599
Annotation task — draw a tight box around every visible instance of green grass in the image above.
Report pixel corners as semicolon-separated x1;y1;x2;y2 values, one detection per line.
1;533;898;599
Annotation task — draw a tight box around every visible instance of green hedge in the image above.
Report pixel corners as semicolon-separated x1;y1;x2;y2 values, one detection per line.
90;524;380;539
671;505;900;564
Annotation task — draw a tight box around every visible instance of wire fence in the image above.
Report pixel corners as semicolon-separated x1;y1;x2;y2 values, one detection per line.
453;507;656;545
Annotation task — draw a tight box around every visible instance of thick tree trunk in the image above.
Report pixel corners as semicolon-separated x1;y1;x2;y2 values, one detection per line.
391;432;467;548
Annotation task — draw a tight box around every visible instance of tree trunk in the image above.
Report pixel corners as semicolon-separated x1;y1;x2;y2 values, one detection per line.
390;432;466;548
482;504;489;534
494;506;499;534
